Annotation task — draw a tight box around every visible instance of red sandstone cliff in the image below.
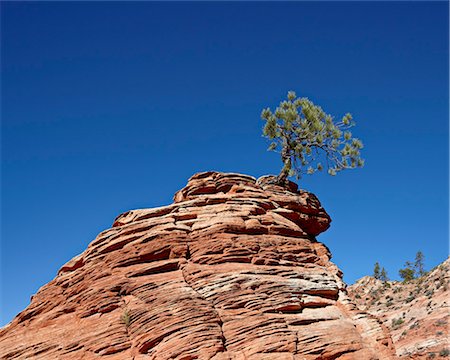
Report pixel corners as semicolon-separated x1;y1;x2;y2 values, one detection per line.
0;172;397;359
348;259;449;359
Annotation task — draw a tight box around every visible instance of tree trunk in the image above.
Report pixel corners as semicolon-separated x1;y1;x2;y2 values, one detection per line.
276;145;291;185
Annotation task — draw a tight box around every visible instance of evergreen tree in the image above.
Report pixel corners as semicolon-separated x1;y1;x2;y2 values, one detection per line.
373;262;381;279
399;261;415;282
414;251;425;277
380;267;389;282
261;91;364;184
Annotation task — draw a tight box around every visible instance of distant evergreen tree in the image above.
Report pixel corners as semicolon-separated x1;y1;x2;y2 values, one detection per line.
373;262;381;279
399;261;415;282
261;91;364;184
414;251;425;277
380;267;389;282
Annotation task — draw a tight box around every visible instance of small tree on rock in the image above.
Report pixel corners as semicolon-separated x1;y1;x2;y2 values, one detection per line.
414;251;425;277
380;267;389;282
261;91;364;184
373;262;381;279
399;261;415;283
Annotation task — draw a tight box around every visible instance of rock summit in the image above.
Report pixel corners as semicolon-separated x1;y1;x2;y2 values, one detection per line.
0;172;397;359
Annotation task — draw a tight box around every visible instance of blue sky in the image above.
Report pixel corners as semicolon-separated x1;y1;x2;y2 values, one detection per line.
1;2;448;326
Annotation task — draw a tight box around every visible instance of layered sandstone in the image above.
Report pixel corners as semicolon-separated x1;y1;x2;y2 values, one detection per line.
0;172;397;359
348;258;449;359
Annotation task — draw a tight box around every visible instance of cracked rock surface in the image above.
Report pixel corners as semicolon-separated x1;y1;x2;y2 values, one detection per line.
0;172;397;359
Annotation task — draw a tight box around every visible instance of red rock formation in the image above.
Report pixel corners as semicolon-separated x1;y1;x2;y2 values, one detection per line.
348;259;450;359
0;172;397;359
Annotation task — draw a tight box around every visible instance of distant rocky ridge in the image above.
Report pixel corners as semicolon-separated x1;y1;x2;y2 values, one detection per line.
1;172;396;359
348;258;449;359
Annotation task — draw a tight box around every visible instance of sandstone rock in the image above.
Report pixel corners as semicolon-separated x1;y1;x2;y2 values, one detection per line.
0;172;397;359
348;258;450;359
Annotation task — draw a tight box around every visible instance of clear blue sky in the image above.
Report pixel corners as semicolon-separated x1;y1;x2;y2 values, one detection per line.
1;2;448;326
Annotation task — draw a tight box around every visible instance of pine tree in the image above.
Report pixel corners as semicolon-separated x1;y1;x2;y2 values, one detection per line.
261;91;364;184
373;262;381;279
414;251;425;277
399;261;415;282
380;267;389;282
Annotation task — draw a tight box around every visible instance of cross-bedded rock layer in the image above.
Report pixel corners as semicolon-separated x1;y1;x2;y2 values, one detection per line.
0;172;397;359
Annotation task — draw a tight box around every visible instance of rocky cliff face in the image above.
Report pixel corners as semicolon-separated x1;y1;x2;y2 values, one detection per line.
0;172;397;359
348;259;449;359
